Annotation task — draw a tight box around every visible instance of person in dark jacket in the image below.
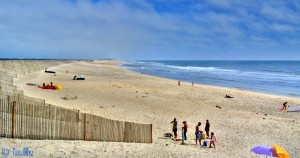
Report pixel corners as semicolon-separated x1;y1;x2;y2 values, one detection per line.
205;120;210;138
181;121;188;144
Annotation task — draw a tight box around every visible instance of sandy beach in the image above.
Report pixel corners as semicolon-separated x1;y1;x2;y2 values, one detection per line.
2;60;300;157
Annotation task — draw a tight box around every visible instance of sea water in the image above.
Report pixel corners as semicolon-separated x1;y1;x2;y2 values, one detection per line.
122;60;300;98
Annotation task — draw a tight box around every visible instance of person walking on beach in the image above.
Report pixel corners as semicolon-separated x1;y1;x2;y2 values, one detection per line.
283;101;288;111
205;120;210;138
170;118;178;140
209;132;216;148
195;122;202;145
181;121;188;144
178;80;181;86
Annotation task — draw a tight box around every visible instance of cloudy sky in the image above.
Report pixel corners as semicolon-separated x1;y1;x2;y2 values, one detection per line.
0;0;300;60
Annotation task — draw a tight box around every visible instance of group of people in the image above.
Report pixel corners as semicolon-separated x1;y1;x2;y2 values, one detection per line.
42;82;53;87
170;118;216;148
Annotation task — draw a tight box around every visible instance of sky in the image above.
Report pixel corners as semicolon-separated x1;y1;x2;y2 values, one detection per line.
0;0;300;60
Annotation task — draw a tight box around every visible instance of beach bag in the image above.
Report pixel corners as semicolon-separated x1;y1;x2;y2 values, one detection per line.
203;141;208;147
202;133;206;139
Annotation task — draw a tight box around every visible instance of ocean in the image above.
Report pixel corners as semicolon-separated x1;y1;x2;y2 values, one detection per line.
121;60;300;98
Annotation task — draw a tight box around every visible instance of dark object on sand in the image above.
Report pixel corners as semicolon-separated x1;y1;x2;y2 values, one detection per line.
26;83;37;86
45;70;56;74
61;95;78;100
164;133;173;138
45;67;55;73
74;75;85;80
216;105;222;109
225;95;233;98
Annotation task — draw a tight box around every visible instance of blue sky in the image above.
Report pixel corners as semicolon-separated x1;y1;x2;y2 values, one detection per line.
0;0;299;60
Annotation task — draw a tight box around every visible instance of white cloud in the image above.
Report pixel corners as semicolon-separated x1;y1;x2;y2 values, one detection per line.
271;23;294;32
0;0;299;59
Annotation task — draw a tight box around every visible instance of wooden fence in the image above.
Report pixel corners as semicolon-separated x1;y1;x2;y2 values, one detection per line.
0;95;152;143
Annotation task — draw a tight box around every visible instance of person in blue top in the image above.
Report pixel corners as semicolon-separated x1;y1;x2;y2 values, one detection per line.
181;121;188;144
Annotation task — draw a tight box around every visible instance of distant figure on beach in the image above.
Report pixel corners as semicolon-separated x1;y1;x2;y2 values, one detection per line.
43;83;45;86
209;132;216;148
73;75;77;80
66;70;68;73
192;82;194;86
178;80;181;86
195;122;202;145
50;82;53;86
283;101;288;111
181;121;188;144
225;94;233;98
170;118;178;140
205;120;210;138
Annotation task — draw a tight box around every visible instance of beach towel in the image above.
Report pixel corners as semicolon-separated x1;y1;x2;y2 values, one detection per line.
276;107;284;111
287;106;300;112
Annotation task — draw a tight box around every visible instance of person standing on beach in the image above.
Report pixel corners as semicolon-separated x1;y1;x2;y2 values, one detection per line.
182;121;188;143
195;122;202;145
178;80;181;86
283;101;288;111
205;120;210;138
170;118;178;140
181;121;188;144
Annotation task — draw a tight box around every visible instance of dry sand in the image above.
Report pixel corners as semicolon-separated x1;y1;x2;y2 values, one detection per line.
2;60;300;157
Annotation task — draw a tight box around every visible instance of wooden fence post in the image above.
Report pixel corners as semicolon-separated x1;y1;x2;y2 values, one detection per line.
7;96;10;104
150;124;153;143
77;110;80;123
76;110;80;140
84;113;86;141
12;101;16;138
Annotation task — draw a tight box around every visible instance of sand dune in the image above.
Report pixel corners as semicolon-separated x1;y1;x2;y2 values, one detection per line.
2;60;299;157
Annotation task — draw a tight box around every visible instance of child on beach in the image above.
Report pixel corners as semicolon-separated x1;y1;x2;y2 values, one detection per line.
181;121;188;144
205;120;210;138
195;122;202;145
170;118;178;140
209;132;216;148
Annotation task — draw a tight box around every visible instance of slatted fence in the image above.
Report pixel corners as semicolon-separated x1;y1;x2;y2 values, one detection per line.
0;96;152;143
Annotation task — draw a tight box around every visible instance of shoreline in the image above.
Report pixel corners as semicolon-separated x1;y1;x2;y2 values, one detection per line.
118;61;300;102
120;60;300;99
